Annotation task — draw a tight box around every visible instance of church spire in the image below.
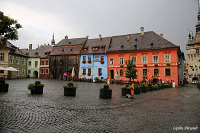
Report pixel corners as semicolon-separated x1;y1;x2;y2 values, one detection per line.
51;33;55;45
196;0;200;32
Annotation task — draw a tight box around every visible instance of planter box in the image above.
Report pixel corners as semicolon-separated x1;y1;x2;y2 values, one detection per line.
100;89;112;99
0;84;9;92
134;88;140;94
141;87;147;93
148;85;153;91
64;87;76;96
31;86;43;94
121;88;131;96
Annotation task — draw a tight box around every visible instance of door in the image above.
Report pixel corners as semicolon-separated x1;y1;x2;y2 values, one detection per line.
110;70;114;79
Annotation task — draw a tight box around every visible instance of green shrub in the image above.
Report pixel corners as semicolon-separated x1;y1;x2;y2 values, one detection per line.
122;84;130;89
152;84;159;90
67;83;74;87
134;84;140;89
35;81;41;85
28;83;35;90
103;84;109;89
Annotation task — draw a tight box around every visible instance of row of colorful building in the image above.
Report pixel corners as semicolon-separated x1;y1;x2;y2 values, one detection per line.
0;27;185;86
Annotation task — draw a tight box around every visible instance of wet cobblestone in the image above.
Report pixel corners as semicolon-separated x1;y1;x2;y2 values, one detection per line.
0;79;200;133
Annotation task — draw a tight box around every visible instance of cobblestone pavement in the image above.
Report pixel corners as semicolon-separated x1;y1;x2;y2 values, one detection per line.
0;79;199;133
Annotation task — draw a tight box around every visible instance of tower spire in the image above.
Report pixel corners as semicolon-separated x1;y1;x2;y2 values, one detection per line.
51;33;55;45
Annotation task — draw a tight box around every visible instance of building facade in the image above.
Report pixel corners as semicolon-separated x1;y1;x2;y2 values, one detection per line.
79;36;111;80
107;28;181;86
185;6;200;83
50;36;87;79
0;44;10;78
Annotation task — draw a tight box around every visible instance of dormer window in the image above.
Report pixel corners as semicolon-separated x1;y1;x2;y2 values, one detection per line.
135;38;138;41
71;48;73;51
92;47;99;50
84;47;88;51
35;52;38;56
45;52;48;55
69;42;71;44
101;45;106;49
121;45;124;48
151;43;154;47
134;45;137;49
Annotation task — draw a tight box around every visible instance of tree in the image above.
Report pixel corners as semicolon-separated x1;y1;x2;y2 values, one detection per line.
0;11;22;45
125;59;137;82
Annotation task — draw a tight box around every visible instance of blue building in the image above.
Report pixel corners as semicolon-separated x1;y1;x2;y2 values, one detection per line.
79;35;111;81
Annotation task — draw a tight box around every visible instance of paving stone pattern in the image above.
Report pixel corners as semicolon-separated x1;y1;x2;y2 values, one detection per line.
0;79;200;133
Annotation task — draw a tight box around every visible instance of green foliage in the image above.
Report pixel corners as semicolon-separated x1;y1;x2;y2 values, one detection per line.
140;83;147;88
134;84;140;89
0;11;22;45
103;85;110;89
67;83;74;87
0;79;5;84
35;81;41;85
125;59;137;81
28;83;35;90
152;84;159;90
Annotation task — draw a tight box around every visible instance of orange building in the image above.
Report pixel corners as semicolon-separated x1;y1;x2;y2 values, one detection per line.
107;28;181;87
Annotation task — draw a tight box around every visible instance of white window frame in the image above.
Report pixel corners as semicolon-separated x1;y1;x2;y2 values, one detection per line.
142;56;147;64
10;56;14;64
120;69;124;76
0;53;4;61
16;57;20;64
132;56;136;64
22;58;25;65
153;55;159;63
83;56;86;61
45;68;49;74
165;54;171;63
22;69;25;76
119;57;124;65
110;58;114;65
154;69;159;76
143;69;147;76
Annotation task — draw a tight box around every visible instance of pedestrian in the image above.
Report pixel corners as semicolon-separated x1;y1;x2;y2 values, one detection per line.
63;73;67;81
131;82;134;96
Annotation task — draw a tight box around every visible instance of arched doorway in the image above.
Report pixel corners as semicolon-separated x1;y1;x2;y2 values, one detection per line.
33;71;38;78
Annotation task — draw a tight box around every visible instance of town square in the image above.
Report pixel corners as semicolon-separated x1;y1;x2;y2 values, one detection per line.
0;0;200;132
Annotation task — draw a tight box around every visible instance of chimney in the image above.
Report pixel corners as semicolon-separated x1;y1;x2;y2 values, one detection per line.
160;33;163;38
99;34;102;40
127;35;130;41
29;44;32;50
140;27;144;36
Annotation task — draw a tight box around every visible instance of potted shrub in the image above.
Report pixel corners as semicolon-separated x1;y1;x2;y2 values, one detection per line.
88;60;92;64
152;84;159;91
160;83;165;89
94;77;100;83
0;79;9;92
64;83;76;96
100;84;112;99
148;84;153;91
88;73;91;76
134;84;140;94
100;60;104;64
140;83;148;93
82;60;86;64
28;81;44;94
121;84;131;96
99;72;102;76
82;72;86;75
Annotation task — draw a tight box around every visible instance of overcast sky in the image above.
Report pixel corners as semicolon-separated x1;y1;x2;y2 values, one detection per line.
0;0;198;52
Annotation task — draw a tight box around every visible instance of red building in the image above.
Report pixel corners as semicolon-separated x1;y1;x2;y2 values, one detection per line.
107;27;183;87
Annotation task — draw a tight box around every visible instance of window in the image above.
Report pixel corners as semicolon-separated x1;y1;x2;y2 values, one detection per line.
22;58;25;65
35;61;38;68
119;57;124;64
165;68;171;76
98;68;102;75
28;70;31;74
68;58;72;64
0;70;4;74
45;69;49;74
0;53;4;61
143;69;147;76
83;69;86;74
40;69;44;74
101;56;104;61
110;58;114;65
10;56;13;64
74;58;77;64
142;56;147;64
120;69;124;76
88;68;91;74
153;55;158;63
132;56;136;64
16;57;20;64
154;69;159;76
88;56;91;61
83;56;86;61
196;49;199;53
22;69;25;76
165;54;170;63
41;60;44;65
29;61;31;66
16;69;19;76
46;60;49;65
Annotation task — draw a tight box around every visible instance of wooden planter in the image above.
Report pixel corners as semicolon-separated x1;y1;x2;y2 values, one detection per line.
121;88;131;96
141;87;147;93
0;84;9;92
31;86;43;94
134;88;140;94
100;89;112;99
64;87;76;96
